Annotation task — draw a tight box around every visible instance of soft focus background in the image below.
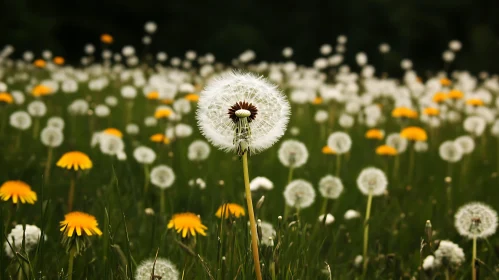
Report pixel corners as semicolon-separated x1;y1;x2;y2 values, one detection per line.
1;0;499;72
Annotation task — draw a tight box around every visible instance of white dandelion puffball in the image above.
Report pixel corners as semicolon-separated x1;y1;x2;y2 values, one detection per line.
344;209;361;220
454;136;475;154
187;140;211;161
290;127;300;136
283;179;316;209
133;146;157;165
354;255;363;267
434;240;465;270
105;96;118;107
250;176;274;191
11;91;25;105
41;127;64;148
95;104;110;118
99;134;125;156
27;100;47;117
327;132;352;154
463;116;486;136
68;99;89;115
449;40;462;52
338;114;354;128
439;140;463;163
144;21;158;34
175;123;193;138
422;255;435;271
318;214;335;225
47;117;65;129
10;111;32;130
126;123;139;135
259;221;276;246
278;139;309;168
318;175;343;199
135;258;179;280
356;167;388;196
414;141;428;153
150;165;175;189
282;47;293;58
492;120;499;137
117;151;127;161
5;224;43;258
144;116;158;127
121;85;137;99
314;110;328;123
386;133;408;153
196;72;290;155
62;79;78;93
173;99;191;115
454;202;498;239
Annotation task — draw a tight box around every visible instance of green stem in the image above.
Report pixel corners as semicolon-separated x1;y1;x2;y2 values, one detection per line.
335;155;342;177
408;145;415;184
287;167;294;185
472;236;477;280
68;176;75;212
362;192;373;277
143;165;150;195
242;152;262;280
445;269;450;280
446;163;453;215
160;189;166;215
32;118;39;139
44;147;53;185
68;248;76;280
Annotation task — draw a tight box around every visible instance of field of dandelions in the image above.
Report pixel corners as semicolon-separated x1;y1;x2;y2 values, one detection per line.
0;23;499;280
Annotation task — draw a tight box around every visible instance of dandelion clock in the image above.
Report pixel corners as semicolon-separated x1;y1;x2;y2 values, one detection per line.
196;72;290;280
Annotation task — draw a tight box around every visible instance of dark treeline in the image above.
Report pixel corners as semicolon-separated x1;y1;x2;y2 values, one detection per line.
1;0;498;74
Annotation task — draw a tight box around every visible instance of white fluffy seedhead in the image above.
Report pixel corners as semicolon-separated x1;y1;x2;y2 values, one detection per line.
150;165;175;189
283;179;316;209
187;140;211;161
278;139;309;168
439;140;463;163
41;126;64;148
356;167;388;196
135;258;179;280
196;72;290;155
327;132;352;154
386;133;408;153
318;175;344;199
5;224;43;258
133;146;156;165
250;176;274;191
454;136;475;155
433;240;465;270
463;116;486;136
9;111;32;130
454;202;498;239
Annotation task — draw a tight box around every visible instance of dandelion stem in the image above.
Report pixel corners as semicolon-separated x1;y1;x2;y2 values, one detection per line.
44;147;53;185
362;192;373;277
68;176;75;212
160;189;166;215
336;155;342;177
287;167;294;185
143;164;150;195
32;118;40;139
472;236;477;280
67;248;76;280
242;152;262;280
444;269;450;280
408;145;415;184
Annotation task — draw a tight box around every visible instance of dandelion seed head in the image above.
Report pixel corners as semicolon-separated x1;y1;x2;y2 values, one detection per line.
175;123;193;138
439;140;463;163
318;175;343;199
327;132;352;154
414;141;428;153
356;167;388;196
454;202;498;239
99;134;124;156
27;100;47;117
41;126;64;147
454;135;475;154
68;99;89;116
422;255;435;271
318;214;335;225
133;146;157;165
250;176;274;191
259;221;276;246
95;104;110;118
463;116;486;136
433;240;465;270
47;116;65;129
4;224;43;258
278;140;309;168
187;140;211;161
386;133;408;153
9;110;32;130
196;72;290;155
283;179;316;209
314;110;328;123
135;258;179;280
150;165;175;189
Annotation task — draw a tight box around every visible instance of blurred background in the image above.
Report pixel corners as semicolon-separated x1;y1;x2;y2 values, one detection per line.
1;0;499;74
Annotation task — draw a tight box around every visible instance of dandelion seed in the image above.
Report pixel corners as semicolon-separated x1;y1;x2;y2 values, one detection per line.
250;177;274;191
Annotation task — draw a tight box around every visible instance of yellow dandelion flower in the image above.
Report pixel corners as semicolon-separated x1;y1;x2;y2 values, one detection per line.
392;107;418;119
56;151;93;171
150;133;170;144
53;56;65;65
375;145;397;156
215;203;246;219
154;108;172;119
447;89;464;100
101;34;113;44
466;98;484;106
365;129;384;140
0;181;37;204
423;107;440;116
400;126;427;142
312;97;323;105
60;211;103;237
0;92;14;104
32;85;53;97
146;91;159;100
34;59;46;68
322;146;336;155
184;94;199;102
432;92;448;103
103;128;123;138
167;212;208;238
440;78;451;87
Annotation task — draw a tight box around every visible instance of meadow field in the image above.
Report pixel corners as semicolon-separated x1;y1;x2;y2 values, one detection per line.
0;27;498;280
